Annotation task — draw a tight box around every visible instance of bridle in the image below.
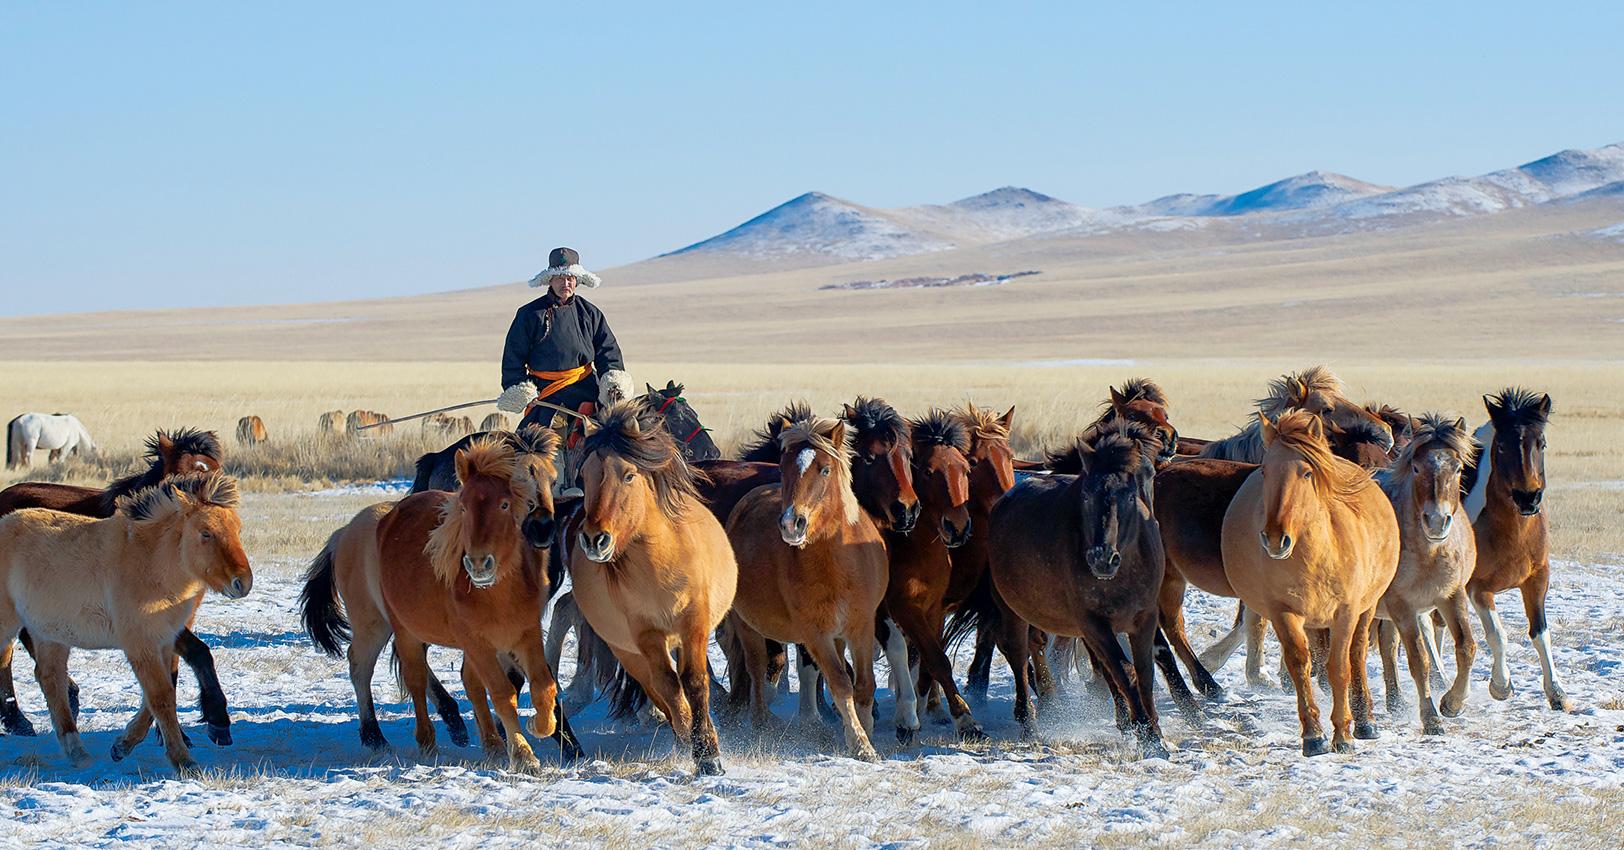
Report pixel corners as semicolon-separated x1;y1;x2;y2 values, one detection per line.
653;393;709;446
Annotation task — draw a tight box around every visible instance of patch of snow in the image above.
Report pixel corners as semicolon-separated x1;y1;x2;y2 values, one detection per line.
1128;171;1392;218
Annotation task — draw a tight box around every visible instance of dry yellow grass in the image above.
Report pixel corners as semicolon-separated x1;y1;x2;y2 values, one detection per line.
1;358;1619;560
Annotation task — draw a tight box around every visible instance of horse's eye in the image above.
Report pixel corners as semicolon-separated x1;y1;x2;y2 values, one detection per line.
623;471;635;483
1537;438;1547;450
200;530;213;541
1302;469;1313;479
861;455;875;465
819;466;831;477
500;500;511;511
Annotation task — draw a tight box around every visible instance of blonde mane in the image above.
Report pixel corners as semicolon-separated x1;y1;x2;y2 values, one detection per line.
1382;413;1476;497
779;416;861;526
955;402;1010;446
116;471;241;525
580;400;706;516
1267;411;1372;504
425;437;536;585
1201;366;1353;462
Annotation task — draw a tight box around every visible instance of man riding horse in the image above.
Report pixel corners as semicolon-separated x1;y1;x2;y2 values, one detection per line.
496;247;634;435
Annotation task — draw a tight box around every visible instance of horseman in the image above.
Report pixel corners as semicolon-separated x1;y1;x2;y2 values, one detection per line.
495;247;634;434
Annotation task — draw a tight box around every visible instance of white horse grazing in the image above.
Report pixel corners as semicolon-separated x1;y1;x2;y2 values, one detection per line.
6;413;97;469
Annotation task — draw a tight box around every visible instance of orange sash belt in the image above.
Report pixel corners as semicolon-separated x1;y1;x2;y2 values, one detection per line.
527;363;593;401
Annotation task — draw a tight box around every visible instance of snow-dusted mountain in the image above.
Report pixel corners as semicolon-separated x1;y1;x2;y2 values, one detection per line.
1131;171;1391;217
663;192;953;262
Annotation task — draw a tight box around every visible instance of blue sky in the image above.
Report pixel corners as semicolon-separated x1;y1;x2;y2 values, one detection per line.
4;2;1622;314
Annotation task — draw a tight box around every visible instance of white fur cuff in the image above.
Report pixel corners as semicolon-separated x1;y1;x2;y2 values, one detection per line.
599;370;636;407
497;382;539;413
528;263;602;289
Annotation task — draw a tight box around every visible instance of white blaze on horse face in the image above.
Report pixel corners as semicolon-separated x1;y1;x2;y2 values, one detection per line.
795;448;817;474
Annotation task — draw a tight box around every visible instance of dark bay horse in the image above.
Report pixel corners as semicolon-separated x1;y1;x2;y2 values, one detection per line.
0;428;230;743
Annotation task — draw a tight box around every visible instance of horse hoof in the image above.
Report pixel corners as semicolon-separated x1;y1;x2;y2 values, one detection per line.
1333;739;1356;754
696;757;725;777
896;726;917;746
110;740;134;762
1439;695;1465;718
207;723;233;747
174;758;203;778
509;754;543;775
1489;680;1512;701
447;725;470;748
1422;718;1446;736
1140;739;1171;760
1549;692;1576;713
360;726;389;751
957;722;988;743
853;744;881;762
1354;721;1380;741
1;704;38;737
1301;736;1330;757
1199;685;1226;704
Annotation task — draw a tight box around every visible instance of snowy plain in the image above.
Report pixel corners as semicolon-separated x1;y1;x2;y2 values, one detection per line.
1;490;1620;850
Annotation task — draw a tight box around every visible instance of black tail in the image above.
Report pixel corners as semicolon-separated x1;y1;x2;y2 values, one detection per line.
409;451;437;494
299;535;350;658
5;416;19;468
944;573;1001;652
606;664;651;721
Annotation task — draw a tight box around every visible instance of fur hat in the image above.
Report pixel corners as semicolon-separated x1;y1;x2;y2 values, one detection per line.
528;246;601;289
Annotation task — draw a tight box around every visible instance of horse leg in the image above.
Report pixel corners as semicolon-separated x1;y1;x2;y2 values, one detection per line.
1274;612;1326;756
1158;576;1223;700
1243;607;1275;689
393;636;438;756
795;644;826;725
673;618;723;776
461;658;503;759
345;619;392;751
1469;588;1513;700
1324;614;1357;753
423;664;469;748
32;640;91;767
172;628;232;746
1377;619;1405;716
464;648;540;773
125;644;198;773
1438;592;1475;717
1520;572;1574;711
1029;632;1058;703
879;617;920;744
964;623;995;706
1128;614;1170;757
803;637;879;761
1077;621;1145;755
633;630;693;749
1392;607;1444;735
1152;627;1205;728
549;594;598;714
1349;610;1379;742
1197;599;1247;674
512;629;564;748
991;594;1035;739
1084;637;1132;731
892;603;983;741
848;620;880;747
0;633;37;736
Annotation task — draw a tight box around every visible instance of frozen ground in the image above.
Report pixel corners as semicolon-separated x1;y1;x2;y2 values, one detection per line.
2;493;1621;849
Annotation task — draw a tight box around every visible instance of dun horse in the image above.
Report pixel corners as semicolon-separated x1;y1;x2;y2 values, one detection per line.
987;421;1171;757
1221;412;1399;756
0;472;251;773
236;415;268;446
569;401;737;774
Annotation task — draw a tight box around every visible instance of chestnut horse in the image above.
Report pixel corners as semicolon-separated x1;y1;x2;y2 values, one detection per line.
987;421;1170;757
727;415;889;759
1222;411;1399;756
569;400;737;774
1373;413;1477;733
0;472;251;773
0;428;229;742
235;415;268;446
1197;366;1393;462
1461;388;1571;711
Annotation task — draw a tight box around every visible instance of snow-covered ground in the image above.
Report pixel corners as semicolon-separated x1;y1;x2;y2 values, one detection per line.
2;493;1621;849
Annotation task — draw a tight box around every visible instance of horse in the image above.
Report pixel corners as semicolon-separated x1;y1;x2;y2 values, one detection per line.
1197;366;1393;462
480;413;510;433
235;415;268;446
1372;413;1477;733
347;410;392;436
643;381;721;462
318;410;345;434
0;472;251;773
1221;411;1399;756
370;438;567;771
1460;388;1571;711
0;428;229;742
569;401;736;774
302;428;572;756
986;420;1171;757
726;414;890;760
6;413;96;468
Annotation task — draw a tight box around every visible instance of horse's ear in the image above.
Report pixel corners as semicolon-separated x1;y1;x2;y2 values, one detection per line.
453;447;474;486
1291;377;1308;402
1074;437;1096;473
645;383;658;395
773;415;793;435
842;403;857;422
1483;394;1502;420
665;380;677;392
1304;415;1325;442
581;416;601;438
155;433;176;461
1258;412;1278;445
1538;393;1552;415
999;405;1016;429
1109;386;1128;410
1453;417;1468;435
828;420;846;447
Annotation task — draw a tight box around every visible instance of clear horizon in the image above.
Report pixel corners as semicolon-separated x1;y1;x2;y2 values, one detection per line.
4;2;1622;316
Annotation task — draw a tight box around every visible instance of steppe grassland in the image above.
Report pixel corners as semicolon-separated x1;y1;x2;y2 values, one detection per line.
2;358;1619;561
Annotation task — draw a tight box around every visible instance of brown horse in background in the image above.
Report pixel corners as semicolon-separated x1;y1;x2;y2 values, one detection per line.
347;410;392;436
0;472;251;773
0;428;229;742
1461;388;1571;711
1222;412;1398;756
1197;366;1393;462
236;415;268;446
570;401;737;774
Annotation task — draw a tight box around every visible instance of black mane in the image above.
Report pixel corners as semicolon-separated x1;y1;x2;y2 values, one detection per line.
1489;387;1552;428
844;396;908;446
1046;420;1157;477
910;409;970;454
100;427;224;513
738;400;815;462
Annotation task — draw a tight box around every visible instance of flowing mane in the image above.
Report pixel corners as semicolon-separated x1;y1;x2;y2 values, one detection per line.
844;396;909;447
779;415;860;526
738;400;816;462
511;423;560;475
581;400;707;516
101;428;224;513
116;470;240;524
909;409;971;455
425;438;538;585
1200;367;1355;462
1382;412;1476;498
1267;411;1372;504
955;402;1009;445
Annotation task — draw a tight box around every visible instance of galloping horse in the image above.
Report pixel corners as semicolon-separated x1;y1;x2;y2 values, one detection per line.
1373;413;1477;733
569;401;737;774
6;413;96;468
1461;388;1571;711
0;428;230;742
987;421;1170;757
0;472;251;773
1222;411;1399;756
726;415;890;759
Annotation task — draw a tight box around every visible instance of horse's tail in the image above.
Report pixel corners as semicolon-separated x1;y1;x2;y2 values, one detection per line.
4;415;19;468
606;663;650;721
299;532;350;658
409;451;437;495
944;572;1001;653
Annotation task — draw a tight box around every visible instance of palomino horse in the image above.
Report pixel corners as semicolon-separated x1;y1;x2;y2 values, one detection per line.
727;415;890;759
1222;411;1399;756
1373;413;1477;733
1197;366;1393;462
373;438;565;771
0;472;251;773
6;413;96;468
1460;388;1571;711
570;401;737;774
987;421;1171;757
236;416;268;446
346;410;392;436
0;428;229;742
318;410;346;434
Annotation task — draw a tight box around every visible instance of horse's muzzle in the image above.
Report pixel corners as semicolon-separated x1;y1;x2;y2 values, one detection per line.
780;508;809;548
523;513;556;549
462;553;499;588
1421;508;1453;541
1086;545;1121;579
578;530;615;563
890;500;920;534
941;517;972;549
222;574;252;599
1511;488;1543;516
1259;532;1294;560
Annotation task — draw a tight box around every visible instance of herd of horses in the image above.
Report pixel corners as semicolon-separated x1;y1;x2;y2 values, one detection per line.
0;367;1569;777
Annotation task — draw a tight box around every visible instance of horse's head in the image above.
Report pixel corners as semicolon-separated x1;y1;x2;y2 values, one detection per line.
956;403;1016;511
512;425;561;548
775;416;859;548
1256;411;1369;560
1390;414;1474;540
910;410;973;549
119;471;251;599
151;428;223;476
429;438;536;589
1325;417;1395;470
1067;421;1157;580
1106;384;1179;465
842;397;919;533
576;401;702;562
1485;388;1551;516
1264;366;1393;455
643;381;720;462
1367;404;1414;455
